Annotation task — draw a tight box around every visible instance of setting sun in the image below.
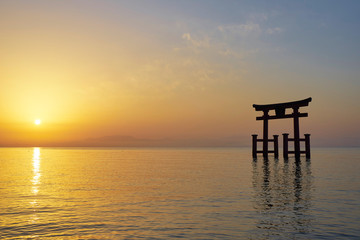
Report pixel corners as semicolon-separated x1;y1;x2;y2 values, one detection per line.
34;119;41;125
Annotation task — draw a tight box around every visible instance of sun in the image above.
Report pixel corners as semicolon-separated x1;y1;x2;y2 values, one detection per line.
34;119;41;125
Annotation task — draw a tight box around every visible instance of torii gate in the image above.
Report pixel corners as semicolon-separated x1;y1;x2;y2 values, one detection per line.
252;97;312;160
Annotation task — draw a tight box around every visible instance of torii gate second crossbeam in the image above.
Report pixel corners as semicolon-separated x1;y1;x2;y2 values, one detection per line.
252;97;312;160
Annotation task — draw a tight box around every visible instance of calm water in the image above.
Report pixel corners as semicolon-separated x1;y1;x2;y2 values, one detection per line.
0;147;359;239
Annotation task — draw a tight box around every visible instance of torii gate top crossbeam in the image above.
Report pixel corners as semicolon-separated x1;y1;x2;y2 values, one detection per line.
253;97;312;111
253;97;312;120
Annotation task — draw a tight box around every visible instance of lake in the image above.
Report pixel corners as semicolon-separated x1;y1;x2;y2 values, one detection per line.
0;147;359;239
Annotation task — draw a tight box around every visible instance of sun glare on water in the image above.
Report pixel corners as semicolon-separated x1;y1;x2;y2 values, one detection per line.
34;119;41;125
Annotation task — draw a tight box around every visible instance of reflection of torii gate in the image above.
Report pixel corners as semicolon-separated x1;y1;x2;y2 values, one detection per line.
252;97;312;160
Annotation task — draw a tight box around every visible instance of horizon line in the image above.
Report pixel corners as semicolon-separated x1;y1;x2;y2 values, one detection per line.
1;146;359;148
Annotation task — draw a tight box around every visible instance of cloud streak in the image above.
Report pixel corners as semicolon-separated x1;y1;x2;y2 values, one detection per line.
218;22;262;36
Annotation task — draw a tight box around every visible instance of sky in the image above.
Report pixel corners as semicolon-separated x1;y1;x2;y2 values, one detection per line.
0;0;359;147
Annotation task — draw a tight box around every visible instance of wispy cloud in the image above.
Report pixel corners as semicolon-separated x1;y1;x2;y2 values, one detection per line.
219;23;283;37
182;33;210;48
218;22;262;37
132;14;285;96
266;27;283;34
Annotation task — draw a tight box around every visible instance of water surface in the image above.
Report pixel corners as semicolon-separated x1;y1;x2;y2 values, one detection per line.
0;147;359;239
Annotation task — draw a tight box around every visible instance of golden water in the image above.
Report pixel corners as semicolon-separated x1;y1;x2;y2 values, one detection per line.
0;147;359;239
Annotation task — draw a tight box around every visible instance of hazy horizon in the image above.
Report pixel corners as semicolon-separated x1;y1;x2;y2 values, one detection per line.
1;1;359;147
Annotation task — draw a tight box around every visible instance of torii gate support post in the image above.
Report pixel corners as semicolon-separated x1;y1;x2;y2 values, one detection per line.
263;110;269;159
283;133;289;159
293;107;301;160
305;134;311;159
252;134;258;159
274;135;279;159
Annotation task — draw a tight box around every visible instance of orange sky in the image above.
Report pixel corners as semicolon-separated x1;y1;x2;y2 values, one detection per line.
1;1;359;147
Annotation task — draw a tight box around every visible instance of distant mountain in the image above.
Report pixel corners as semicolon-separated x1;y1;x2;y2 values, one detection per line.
65;134;249;147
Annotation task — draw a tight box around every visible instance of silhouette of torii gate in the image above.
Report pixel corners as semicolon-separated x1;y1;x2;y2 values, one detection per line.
252;97;312;160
